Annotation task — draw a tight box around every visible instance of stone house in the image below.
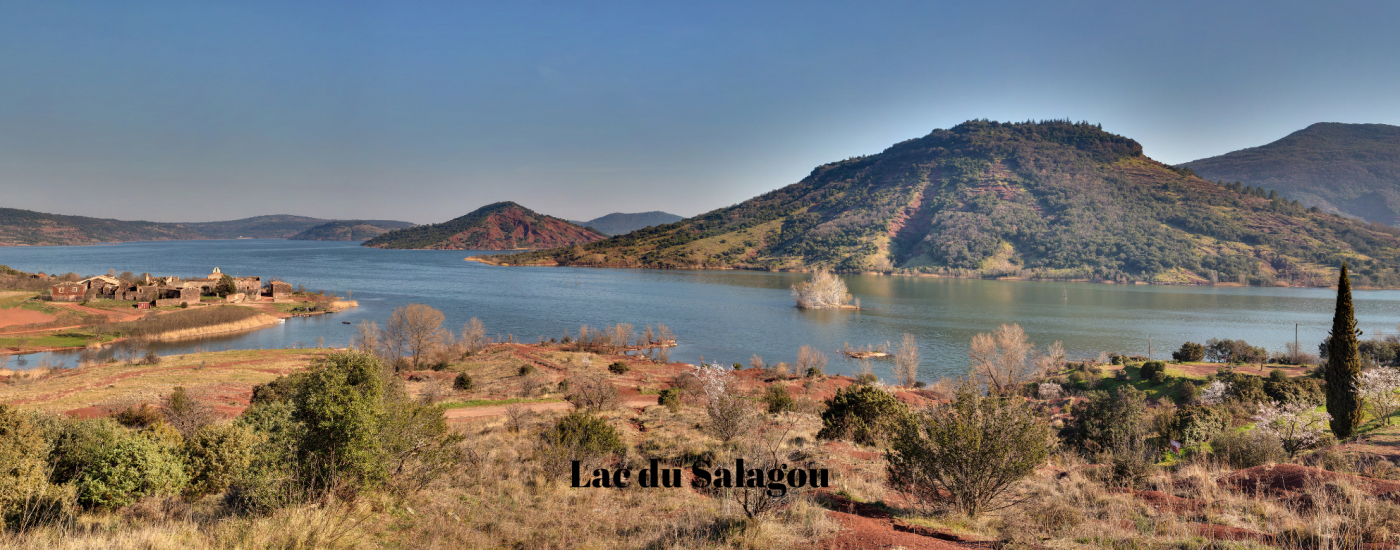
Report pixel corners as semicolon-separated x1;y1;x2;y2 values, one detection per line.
267;281;293;301
50;282;85;302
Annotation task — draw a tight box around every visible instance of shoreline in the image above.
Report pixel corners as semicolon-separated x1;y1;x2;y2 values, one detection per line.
465;257;1381;290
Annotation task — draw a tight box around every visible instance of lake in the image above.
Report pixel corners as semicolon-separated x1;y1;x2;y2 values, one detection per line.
3;239;1400;381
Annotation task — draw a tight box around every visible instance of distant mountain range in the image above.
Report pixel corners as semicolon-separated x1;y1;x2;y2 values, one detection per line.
1181;123;1400;225
288;220;416;241
0;208;413;246
569;211;684;235
486;120;1400;288
362;202;606;250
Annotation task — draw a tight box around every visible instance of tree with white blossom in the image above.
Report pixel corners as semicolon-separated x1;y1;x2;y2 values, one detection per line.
1199;380;1230;405
1253;401;1332;458
689;362;757;442
1357;368;1400;425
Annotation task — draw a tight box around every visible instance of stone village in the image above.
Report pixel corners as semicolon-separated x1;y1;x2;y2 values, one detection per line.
46;267;295;308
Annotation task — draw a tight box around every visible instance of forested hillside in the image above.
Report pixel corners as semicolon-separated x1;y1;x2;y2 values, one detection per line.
489;120;1400;287
0;207;207;245
362;202;605;250
1181;123;1400;225
288;220;415;241
0;208;403;245
572;211;684;235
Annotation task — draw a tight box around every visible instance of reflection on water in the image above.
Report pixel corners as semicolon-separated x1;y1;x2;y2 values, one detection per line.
4;240;1400;382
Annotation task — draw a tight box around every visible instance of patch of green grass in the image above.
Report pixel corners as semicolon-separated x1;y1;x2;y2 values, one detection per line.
0;333;96;349
1087;365;1200;403
438;397;562;409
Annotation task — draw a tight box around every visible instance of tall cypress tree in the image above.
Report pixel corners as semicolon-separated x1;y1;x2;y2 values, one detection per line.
1325;262;1363;439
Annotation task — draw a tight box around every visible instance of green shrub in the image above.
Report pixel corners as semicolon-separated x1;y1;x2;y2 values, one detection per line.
1218;372;1269;404
0;405;71;528
1140;361;1167;381
1068;387;1148;454
1173;342;1205;362
293;351;388;491
1266;375;1324;406
856;373;879;385
608;362;629;374
64;423;189;509
886;383;1051;517
183;422;259;499
1211;430;1286;468
1150;370;1168;384
1167;405;1229;447
518;364;536;377
453;372;473;391
658;388;681;412
249;373;307;405
818;385;908;446
762;384;794;414
1177;380;1198;402
556;378;570;393
541;411;624;459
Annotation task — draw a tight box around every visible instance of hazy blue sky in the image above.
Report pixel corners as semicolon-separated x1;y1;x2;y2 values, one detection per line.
2;1;1397;224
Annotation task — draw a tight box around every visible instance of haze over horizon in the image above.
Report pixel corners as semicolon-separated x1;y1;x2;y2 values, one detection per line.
2;1;1397;224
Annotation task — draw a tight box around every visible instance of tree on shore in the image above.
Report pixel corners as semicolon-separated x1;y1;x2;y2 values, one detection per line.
385;304;446;371
1325;262;1363;439
791;268;853;309
969;323;1037;395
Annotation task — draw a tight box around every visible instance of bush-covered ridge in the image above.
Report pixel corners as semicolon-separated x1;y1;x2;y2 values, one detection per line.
1181;122;1400;225
287;219;415;241
488;120;1400;287
0;209;404;245
362;201;606;250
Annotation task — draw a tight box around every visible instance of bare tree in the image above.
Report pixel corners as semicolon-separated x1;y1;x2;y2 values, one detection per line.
461;317;488;354
354;320;382;356
796;345;828;377
791;268;852;309
968;323;1037;395
1034;341;1066;378
749;354;765;370
385;304;447;370
894;333;920;387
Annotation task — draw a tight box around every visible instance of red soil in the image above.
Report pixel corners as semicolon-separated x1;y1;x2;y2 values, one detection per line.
1221;463;1400;501
0;308;55;329
810;494;993;550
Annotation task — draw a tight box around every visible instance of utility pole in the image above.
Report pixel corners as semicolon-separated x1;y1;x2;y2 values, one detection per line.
1296;323;1300;365
1148;335;1152;362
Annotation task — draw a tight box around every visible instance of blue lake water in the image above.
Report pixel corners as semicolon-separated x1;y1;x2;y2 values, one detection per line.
3;239;1400;381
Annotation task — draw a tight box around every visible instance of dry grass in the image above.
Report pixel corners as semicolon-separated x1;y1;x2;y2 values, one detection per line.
0;404;838;549
0;348;331;415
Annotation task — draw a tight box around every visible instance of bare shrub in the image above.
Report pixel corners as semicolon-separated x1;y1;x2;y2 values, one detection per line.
796;345;828;378
504;405;533;433
519;375;546;398
161;386;216;437
565;374;620;412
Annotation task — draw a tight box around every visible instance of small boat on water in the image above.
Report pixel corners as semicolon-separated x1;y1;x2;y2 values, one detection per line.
342;321;351;324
